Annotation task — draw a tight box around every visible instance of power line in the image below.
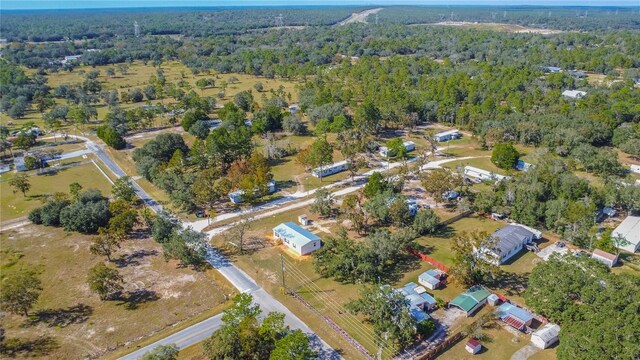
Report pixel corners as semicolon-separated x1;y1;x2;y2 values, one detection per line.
281;264;389;358
281;257;395;358
281;258;389;350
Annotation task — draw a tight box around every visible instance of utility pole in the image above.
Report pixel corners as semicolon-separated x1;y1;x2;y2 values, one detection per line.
375;13;378;25
134;21;140;38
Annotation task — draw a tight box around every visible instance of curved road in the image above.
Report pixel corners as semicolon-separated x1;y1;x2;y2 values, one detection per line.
68;136;339;359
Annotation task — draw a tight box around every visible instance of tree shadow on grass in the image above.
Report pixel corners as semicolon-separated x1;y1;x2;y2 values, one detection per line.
0;336;59;358
490;271;530;298
26;303;92;328
114;249;159;268
119;289;160;310
383;253;423;284
431;225;455;239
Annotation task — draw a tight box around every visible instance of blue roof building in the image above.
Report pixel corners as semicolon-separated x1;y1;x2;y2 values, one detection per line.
497;303;534;331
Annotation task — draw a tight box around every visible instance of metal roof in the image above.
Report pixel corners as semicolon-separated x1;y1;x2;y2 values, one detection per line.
497;303;533;324
492;225;536;257
533;323;560;342
273;222;321;248
613;216;640;252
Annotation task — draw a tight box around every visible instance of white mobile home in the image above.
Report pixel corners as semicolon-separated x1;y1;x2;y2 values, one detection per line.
463;166;510;183
562;90;587;99
273;222;322;256
434;129;462;142
311;160;349;178
379;141;416;157
228;180;277;204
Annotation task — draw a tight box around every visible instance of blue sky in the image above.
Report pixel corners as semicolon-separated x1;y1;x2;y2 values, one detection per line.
3;0;639;10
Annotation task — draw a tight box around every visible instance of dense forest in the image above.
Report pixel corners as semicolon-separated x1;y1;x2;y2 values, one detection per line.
0;7;364;41
1;6;639;360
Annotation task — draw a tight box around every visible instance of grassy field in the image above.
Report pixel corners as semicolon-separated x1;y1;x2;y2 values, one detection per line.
0;224;234;359
0;162;113;221
5;60;303;133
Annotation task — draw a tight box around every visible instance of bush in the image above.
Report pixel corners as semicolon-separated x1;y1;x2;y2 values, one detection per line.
23;156;40;170
188;120;210;139
97;125;126;150
29;199;70;226
282;114;305;135
181;108;206;132
412;208;440;235
59;190;111;234
28;207;42;224
491;143;519;169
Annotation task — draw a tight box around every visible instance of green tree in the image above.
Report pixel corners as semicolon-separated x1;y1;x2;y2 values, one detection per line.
162;228;206;269
12;132;36;151
363;172;388;199
525;255;640;360
450;231;501;286
386;138;408;161
310;188;334;217
420;169;457;206
112;176;137;203
269;330;317;360
0;267;42;317
347;285;422;352
9;174;31;196
491;143;520;170
233;90;254;112
307;137;333;180
412;208;440;235
87;262;124;301
140;344;179;360
90;228;121;262
69;182;83;200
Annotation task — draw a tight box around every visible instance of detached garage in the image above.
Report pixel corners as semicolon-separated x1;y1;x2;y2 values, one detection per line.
531;323;560;349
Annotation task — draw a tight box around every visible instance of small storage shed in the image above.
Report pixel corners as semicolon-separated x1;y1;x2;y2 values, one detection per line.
465;338;482;354
591;249;618;268
298;215;311;226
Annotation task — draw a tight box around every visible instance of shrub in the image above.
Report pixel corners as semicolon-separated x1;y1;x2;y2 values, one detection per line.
97;125;126;150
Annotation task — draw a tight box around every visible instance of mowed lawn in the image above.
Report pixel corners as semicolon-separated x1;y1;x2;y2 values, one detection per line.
0;225;233;359
0;162;113;221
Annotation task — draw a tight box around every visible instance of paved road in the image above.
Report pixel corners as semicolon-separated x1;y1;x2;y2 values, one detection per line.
67;135;339;359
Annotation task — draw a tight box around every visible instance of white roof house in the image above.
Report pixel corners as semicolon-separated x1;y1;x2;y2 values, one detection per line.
463;166;510;183
612;216;640;253
531;323;560;349
480;224;540;265
311;160;349;178
434;129;462;142
273;222;322;256
630;164;640;174
562;90;587;99
379;141;415;157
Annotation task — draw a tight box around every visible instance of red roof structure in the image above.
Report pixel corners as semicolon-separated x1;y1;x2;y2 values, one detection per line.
504;315;526;330
467;338;481;348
